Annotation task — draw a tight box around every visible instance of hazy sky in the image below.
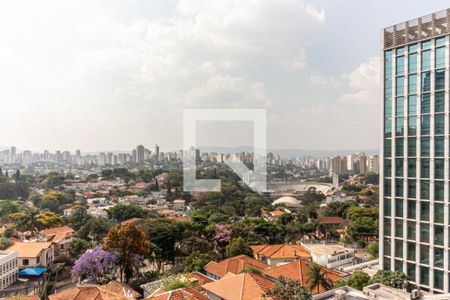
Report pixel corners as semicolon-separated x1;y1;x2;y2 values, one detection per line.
1;0;448;152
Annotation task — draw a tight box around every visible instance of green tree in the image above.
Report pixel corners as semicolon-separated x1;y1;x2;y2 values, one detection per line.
0;238;13;250
68;238;93;259
364;172;379;185
77;217;112;243
183;251;214;272
335;270;370;290
42;172;65;189
0;200;25;222
369;270;412;290
141;218;182;273
308;262;332;294
104;223;152;283
303;187;326;205
367;241;379;259
239;266;262;275
69;205;92;231
225;237;252;257
9;210;64;234
35;211;64;229
263;276;312;300
347;207;378;221
346;216;378;241
106;204;152;222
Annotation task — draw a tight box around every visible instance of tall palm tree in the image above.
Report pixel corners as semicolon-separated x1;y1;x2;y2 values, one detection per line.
308;262;332;294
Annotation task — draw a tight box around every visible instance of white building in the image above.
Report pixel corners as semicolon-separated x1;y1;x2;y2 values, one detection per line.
173;199;186;211
7;242;54;268
86;197;107;206
0;251;18;289
302;243;355;269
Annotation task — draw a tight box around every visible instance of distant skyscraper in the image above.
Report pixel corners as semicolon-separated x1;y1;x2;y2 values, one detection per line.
132;149;137;163
22;150;32;165
107;152;113;165
329;156;347;176
10;146;16;163
97;152;106;166
62;151;70;162
154;144;160;161
136;145;145;163
368;155;380;174
381;9;450;292
358;155;367;175
55;150;62;163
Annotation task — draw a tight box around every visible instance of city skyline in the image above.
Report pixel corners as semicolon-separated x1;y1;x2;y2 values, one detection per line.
1;1;449;152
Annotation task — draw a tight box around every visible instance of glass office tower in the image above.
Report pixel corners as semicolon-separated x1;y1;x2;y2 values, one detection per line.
381;9;450;293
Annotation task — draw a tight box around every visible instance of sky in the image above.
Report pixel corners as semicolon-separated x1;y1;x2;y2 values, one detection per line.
0;0;448;152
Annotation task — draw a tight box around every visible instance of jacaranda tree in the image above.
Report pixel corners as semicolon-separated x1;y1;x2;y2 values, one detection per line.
72;246;117;283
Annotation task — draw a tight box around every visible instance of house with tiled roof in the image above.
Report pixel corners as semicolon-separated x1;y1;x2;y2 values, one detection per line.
203;254;268;280
186;271;215;286
6;241;54;268
41;225;75;257
144;287;208;300
202;272;274;300
318;217;347;226
250;244;311;266
48;282;140;300
141;273;214;298
263;258;346;295
302;243;355;269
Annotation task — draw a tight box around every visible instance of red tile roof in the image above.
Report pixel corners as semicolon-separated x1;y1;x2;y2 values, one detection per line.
145;287;208;300
318;217;345;225
204;255;268;278
263;259;345;294
270;210;286;217
187;272;215;285
41;226;75;243
48;282;139;300
202;272;274;300
250;244;311;260
120;218;142;226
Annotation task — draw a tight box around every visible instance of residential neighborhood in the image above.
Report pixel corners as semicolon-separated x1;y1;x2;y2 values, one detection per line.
1;1;450;299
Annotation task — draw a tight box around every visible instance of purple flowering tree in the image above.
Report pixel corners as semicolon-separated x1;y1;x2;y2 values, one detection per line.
72;246;117;283
214;224;232;246
214;224;232;258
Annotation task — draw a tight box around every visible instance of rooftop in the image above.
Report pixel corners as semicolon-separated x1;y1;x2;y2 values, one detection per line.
204;254;268;278
251;244;311;260
7;241;53;258
384;9;450;49
202;272;274;300
302;243;354;257
41;225;75;243
313;286;367;300
48;281;140;300
263;259;346;295
145;287;208;300
315;284;450;300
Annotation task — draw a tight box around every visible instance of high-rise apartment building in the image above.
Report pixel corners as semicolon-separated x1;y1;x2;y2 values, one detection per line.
380;9;450;293
368;155;380;174
136;145;145;163
154;144;160;161
329;156;347;176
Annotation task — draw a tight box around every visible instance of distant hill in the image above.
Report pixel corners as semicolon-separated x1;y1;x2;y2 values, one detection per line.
198;146;378;158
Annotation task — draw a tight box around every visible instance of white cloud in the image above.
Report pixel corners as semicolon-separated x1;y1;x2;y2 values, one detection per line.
339;57;380;105
0;0;327;151
309;73;342;88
